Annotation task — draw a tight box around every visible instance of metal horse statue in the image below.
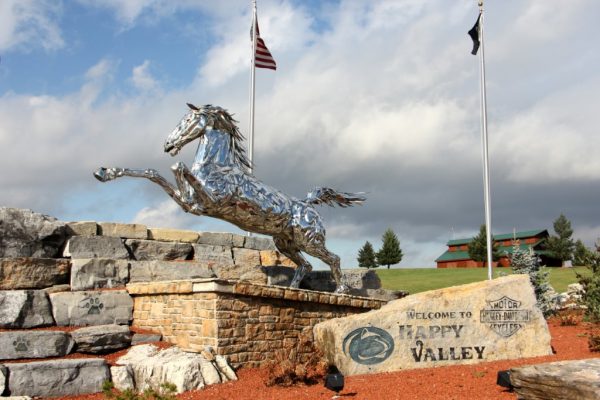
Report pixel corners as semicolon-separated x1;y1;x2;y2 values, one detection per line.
94;104;365;293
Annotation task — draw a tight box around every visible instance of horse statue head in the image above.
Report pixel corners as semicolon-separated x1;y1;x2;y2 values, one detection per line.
164;103;251;171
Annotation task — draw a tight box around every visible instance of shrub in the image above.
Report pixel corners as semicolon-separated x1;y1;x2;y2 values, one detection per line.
102;381;177;400
509;241;553;317
265;336;328;387
576;250;600;322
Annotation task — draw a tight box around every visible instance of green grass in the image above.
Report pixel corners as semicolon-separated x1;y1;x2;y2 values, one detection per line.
376;267;586;294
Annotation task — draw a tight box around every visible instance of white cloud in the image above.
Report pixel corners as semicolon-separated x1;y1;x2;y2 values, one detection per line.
131;60;159;92
0;0;64;52
1;0;600;268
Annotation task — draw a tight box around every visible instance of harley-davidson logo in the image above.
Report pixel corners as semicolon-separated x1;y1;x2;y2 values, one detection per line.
480;296;531;338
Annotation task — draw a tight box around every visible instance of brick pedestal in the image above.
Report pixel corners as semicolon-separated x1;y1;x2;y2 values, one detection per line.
127;279;385;367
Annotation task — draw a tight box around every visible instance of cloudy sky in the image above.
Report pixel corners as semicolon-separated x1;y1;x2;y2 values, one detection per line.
1;0;599;269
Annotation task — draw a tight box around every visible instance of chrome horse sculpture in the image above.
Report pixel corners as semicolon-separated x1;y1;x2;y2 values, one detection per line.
94;104;365;293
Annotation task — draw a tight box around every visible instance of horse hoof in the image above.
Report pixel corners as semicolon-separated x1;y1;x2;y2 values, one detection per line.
334;284;351;295
93;167;109;182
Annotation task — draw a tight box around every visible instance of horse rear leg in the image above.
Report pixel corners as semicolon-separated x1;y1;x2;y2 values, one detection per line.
93;167;201;215
273;238;313;289
305;244;349;294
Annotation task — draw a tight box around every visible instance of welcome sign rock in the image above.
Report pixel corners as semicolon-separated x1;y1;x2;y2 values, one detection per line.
313;275;552;376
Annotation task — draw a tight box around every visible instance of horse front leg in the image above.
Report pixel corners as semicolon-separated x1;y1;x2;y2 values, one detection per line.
93;167;202;215
171;162;216;215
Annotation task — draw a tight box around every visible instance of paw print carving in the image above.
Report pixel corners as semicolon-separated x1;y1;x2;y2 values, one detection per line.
80;296;104;315
13;337;30;352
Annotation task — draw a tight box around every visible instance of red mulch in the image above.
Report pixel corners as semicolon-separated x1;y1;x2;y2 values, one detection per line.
42;315;599;400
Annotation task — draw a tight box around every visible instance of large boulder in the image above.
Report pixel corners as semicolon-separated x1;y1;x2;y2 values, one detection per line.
116;344;236;393
0;208;67;258
0;290;54;328
6;359;110;397
49;290;133;326
70;258;129;290
71;324;132;353
0;258;70;290
0;331;74;360
314;275;553;376
510;358;600;400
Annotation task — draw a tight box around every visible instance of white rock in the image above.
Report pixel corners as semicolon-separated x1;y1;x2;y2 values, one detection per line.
110;365;135;391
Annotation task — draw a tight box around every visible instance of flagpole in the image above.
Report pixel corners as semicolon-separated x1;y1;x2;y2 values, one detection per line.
477;0;493;280
247;0;257;237
249;0;257;174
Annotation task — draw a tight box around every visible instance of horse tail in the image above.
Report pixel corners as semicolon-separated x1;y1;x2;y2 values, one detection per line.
304;187;366;208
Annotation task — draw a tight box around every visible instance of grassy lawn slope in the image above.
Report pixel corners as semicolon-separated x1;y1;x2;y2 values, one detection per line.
376;267;585;294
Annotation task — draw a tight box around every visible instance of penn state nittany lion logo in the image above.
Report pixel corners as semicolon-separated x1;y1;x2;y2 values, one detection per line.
343;326;394;365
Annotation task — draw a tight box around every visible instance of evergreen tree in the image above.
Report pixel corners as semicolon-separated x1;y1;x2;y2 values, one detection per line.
468;225;501;263
357;241;378;269
376;229;403;269
510;241;554;317
547;214;575;265
573;239;594;266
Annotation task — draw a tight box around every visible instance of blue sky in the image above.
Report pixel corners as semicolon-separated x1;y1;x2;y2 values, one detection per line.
1;0;599;269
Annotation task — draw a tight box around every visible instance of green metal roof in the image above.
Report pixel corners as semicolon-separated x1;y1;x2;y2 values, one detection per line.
435;251;470;262
446;229;548;246
436;238;550;263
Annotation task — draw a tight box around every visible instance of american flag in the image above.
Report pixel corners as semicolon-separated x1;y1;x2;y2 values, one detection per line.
252;19;276;70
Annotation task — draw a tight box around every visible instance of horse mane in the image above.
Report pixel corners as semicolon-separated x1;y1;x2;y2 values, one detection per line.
199;105;252;171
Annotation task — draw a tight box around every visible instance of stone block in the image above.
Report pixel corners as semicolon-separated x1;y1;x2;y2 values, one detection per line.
510;358;600;400
147;228;199;243
71;324;132;353
98;222;147;239
43;284;71;294
243;236;276;250
49;290;133;326
64;236;129;259
233;248;261;267
0;290;54;328
197;232;235;247
210;264;266;284
314;275;553;376
125;239;192;261
0;207;68;258
264;266;295;286
0;331;74;360
132;333;162;345
193;244;234;265
66;221;98;236
70;258;129;290
0;364;7;395
301;269;382;293
0;258;70;290
110;365;135;391
6;359;110;397
231;234;245;247
259;250;297;267
129;261;215;283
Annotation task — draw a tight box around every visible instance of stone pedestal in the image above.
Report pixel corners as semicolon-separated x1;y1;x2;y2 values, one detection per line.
313;275;553;376
127;279;385;368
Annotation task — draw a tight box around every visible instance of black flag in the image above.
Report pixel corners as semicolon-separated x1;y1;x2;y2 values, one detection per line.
468;14;481;55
